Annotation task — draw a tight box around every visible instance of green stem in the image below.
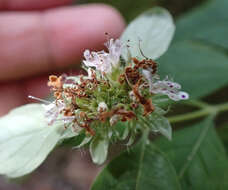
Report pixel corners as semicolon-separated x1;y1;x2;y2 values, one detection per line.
216;102;228;112
184;100;210;108
168;102;228;124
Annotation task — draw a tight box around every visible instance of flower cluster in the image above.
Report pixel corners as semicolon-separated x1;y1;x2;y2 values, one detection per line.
41;39;189;158
0;8;189;178
83;39;122;73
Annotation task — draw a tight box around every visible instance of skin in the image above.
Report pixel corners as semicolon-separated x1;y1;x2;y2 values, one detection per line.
0;0;125;115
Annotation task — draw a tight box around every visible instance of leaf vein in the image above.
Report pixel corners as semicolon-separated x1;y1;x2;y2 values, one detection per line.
178;118;212;179
135;140;146;190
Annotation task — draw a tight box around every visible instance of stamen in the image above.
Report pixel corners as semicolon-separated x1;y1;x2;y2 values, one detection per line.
138;37;149;59
28;95;51;104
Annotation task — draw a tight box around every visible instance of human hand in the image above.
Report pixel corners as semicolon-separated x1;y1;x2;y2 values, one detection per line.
0;0;125;115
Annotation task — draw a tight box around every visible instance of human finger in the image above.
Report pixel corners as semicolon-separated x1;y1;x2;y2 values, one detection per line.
0;0;72;10
0;4;125;81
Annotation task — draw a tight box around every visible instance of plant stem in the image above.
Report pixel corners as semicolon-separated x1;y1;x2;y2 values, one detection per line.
168;102;228;124
216;102;228;112
184;99;210;108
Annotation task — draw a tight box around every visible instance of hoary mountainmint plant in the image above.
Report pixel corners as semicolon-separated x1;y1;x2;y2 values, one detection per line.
0;7;189;179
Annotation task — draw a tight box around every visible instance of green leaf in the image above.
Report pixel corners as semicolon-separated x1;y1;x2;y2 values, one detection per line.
126;131;136;146
150;115;172;140
74;134;92;148
61;132;86;147
91;139;181;190
114;121;129;140
158;0;228;98
59;127;80;140
90;136;109;165
0;104;65;178
159;41;228;99
121;7;175;61
217;124;228;154
142;113;172;140
155;117;228;189
174;0;228;47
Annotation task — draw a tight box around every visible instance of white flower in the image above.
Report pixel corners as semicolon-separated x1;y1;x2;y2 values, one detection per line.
129;90;136;102
28;96;72;125
105;38;122;67
83;39;122;73
43;100;75;125
97;102;108;112
43;101;64;125
83;50;112;73
142;70;189;101
110;115;120;126
87;68;94;78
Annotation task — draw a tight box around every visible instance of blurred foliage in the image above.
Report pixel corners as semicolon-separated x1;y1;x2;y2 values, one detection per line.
92;135;181;190
156;117;228;189
158;0;228;97
93;117;228;189
218;124;228;153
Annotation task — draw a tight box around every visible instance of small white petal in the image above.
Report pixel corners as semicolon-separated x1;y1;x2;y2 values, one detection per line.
84;49;91;59
167;93;180;101
43;100;66;125
87;68;94;79
129;91;136;102
145;73;189;101
83;39;122;74
98;102;108;112
178;91;189;100
106;39;122;67
110;115;120;126
142;69;153;91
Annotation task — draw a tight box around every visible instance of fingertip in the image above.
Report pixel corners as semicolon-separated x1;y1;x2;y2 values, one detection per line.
44;4;125;68
1;0;73;10
91;4;126;38
0;4;125;80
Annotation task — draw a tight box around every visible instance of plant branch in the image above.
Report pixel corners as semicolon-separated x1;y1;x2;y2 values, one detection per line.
184;100;210;108
168;102;228;123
